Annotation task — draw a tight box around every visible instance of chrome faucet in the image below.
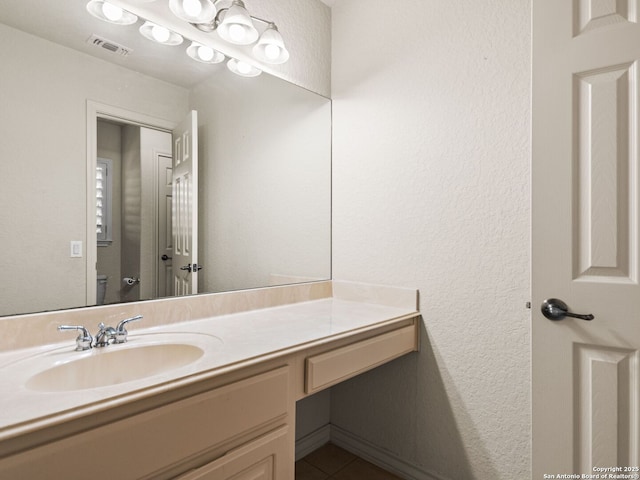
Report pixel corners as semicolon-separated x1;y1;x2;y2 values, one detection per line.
94;322;117;347
58;315;143;350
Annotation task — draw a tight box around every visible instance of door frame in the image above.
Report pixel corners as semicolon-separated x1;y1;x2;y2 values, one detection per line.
86;101;177;305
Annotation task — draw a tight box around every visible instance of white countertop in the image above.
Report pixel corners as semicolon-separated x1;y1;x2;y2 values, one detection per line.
0;296;419;444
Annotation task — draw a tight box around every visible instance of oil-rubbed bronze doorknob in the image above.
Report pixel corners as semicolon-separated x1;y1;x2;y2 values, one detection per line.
541;298;594;321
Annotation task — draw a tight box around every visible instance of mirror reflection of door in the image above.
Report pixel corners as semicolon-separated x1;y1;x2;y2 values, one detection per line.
95;118;173;305
157;153;174;298
171;110;199;297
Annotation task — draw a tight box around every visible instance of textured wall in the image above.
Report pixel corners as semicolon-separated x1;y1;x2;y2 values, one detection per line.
330;1;531;479
246;0;331;97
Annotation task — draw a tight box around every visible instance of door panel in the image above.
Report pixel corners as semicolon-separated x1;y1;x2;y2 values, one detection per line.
574;344;638;471
172;110;198;296
157;154;173;297
533;0;640;476
575;0;635;35
574;63;635;282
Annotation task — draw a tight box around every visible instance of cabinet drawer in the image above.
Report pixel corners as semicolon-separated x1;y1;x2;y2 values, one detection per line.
305;324;417;394
176;425;292;480
0;367;290;480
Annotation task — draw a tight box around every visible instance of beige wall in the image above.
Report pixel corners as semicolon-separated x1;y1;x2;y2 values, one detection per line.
191;74;331;293
330;1;531;479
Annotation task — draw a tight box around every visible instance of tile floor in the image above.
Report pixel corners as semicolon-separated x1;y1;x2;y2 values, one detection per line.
295;443;402;480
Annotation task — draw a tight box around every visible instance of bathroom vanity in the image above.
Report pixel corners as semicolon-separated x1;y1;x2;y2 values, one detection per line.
0;281;419;479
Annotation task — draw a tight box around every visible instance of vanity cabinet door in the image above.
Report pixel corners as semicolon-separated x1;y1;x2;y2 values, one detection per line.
176;426;291;480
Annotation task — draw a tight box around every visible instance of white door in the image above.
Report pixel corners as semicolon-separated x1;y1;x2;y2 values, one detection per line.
533;1;640;477
157;153;173;298
172;110;198;296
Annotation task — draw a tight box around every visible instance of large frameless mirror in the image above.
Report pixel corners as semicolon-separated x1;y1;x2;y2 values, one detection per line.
0;0;331;317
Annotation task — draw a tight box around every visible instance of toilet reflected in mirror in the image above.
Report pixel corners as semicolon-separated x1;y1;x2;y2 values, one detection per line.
96;274;108;306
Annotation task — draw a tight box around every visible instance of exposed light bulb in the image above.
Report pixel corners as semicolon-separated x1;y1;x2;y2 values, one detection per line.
228;24;246;43
151;25;171;43
236;60;251;75
197;45;214;62
226;58;261;76
101;2;124;21
87;0;138;25
252;24;289;64
264;44;281;60
186;41;222;63
182;0;202;17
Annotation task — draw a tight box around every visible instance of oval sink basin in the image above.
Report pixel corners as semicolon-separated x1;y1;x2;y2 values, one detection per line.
26;343;205;392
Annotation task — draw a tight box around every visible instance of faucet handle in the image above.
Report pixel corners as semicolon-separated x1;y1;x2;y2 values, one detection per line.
114;315;143;343
58;325;93;351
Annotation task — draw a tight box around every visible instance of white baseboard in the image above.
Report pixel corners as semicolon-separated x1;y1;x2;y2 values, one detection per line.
329;425;451;480
295;424;332;461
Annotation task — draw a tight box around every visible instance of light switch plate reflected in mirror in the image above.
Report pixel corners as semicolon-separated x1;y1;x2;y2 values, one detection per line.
70;241;83;258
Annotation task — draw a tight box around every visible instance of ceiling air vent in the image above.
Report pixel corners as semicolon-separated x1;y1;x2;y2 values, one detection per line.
87;34;132;56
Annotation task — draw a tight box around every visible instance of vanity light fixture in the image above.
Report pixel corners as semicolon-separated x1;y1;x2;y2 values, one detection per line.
226;57;261;77
84;0;283;77
86;0;138;25
186;41;225;63
139;21;184;45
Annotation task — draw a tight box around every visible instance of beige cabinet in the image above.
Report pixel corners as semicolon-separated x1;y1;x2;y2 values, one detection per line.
0;367;294;480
